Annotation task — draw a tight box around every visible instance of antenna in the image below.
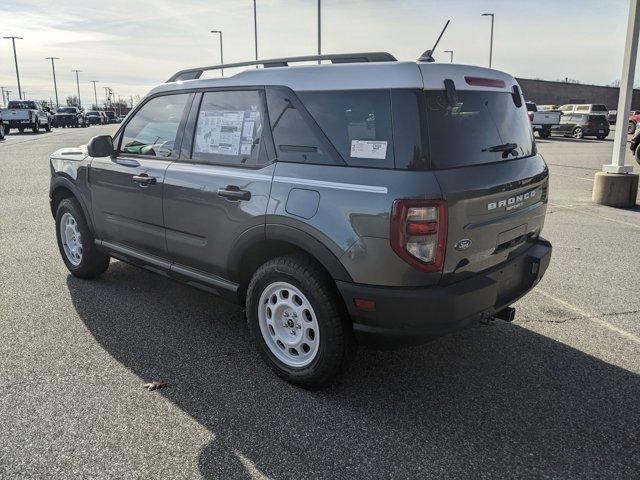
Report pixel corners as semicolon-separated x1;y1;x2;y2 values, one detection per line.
418;20;450;63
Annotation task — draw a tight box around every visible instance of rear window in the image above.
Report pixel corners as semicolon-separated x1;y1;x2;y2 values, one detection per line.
298;90;394;168
58;107;76;113
8;101;37;109
589;115;608;124
425;90;534;169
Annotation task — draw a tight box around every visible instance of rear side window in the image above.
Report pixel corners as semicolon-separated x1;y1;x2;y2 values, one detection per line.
576;105;589;112
299;90;394;169
121;93;190;157
592;104;608;112
425;90;534;168
266;88;336;165
192;90;265;166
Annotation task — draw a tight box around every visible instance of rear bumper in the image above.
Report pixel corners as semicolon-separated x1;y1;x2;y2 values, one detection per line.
337;238;552;348
7;119;33;127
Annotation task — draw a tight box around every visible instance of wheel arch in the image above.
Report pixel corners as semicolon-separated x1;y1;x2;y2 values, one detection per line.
50;176;95;233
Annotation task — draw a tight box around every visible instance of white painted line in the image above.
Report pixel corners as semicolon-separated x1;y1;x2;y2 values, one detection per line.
550;172;593;182
537;289;640;345
549;202;640;230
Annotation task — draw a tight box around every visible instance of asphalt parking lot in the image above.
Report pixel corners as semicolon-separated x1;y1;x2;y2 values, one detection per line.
1;126;639;479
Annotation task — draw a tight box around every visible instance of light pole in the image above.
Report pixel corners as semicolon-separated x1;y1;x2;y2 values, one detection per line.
72;69;82;107
317;0;321;63
45;57;60;108
3;36;23;99
0;87;6;106
210;30;224;76
103;86;110;108
481;13;494;68
444;50;454;63
5;90;11;102
253;0;258;65
90;80;99;108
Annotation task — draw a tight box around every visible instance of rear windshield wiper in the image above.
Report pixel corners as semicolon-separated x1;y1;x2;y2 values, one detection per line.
482;143;518;156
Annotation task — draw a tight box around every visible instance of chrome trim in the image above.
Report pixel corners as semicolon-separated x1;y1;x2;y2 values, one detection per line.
273;176;388;194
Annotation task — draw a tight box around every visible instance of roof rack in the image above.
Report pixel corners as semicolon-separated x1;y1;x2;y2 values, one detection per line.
166;52;397;82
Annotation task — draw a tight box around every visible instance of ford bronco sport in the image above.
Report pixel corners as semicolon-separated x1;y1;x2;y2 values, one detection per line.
50;53;551;387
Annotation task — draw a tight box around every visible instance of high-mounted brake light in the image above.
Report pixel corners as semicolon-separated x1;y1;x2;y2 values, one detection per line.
390;199;447;272
464;76;506;88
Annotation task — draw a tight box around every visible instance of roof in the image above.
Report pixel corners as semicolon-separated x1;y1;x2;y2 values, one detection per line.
149;61;519;96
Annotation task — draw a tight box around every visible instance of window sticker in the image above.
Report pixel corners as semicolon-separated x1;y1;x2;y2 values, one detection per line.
350;140;387;159
195;110;244;156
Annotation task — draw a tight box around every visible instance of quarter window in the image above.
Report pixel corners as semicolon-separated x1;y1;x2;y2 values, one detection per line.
192;90;266;166
120;94;190;157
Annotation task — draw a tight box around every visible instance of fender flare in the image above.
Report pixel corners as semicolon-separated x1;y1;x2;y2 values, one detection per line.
227;223;353;283
50;175;95;233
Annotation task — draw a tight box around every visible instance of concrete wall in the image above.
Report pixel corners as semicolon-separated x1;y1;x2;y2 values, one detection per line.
516;78;640;110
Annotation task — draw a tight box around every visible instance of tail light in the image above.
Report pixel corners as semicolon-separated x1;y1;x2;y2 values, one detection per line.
390;199;447;272
528;113;534;122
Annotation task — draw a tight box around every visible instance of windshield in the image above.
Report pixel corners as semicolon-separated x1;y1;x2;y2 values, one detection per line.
8;101;37;109
425;90;534;169
87;111;100;115
58;107;76;113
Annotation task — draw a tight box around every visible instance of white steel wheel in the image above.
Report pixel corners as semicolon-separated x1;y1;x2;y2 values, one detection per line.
59;212;83;266
257;281;320;368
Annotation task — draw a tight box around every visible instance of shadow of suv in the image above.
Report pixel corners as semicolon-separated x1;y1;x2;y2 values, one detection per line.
49;53;551;387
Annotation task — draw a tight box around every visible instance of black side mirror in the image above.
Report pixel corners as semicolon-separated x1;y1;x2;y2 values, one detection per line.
87;135;114;157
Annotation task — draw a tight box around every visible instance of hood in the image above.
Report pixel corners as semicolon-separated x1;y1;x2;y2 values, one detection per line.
51;145;88;161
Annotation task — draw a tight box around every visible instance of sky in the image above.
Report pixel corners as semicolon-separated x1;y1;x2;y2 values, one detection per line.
0;0;634;106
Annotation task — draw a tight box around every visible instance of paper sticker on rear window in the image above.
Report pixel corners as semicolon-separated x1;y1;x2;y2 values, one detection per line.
350;140;387;159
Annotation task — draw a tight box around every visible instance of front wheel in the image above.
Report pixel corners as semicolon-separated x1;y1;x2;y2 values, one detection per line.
55;198;110;278
629;121;637;135
573;127;584;139
596;134;608;140
0;123;4;140
538;128;551;139
246;254;355;388
45;121;51;132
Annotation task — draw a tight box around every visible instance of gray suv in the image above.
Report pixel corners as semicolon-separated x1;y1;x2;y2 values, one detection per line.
50;53;551;387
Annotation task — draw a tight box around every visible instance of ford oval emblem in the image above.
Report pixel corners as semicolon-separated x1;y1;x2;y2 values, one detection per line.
455;239;472;251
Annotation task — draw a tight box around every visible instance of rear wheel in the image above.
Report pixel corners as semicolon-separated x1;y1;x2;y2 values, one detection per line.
596;134;608;140
55;198;110;278
573;127;584;139
32;122;39;134
629;121;637;135
4;126;9;135
635;145;640;167
18;127;24;133
0;123;4;140
246;254;355;388
45;121;51;132
538;128;550;139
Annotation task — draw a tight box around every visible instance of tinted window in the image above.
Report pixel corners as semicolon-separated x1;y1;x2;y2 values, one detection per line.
392;90;428;170
121;94;189;157
299;90;394;169
425;90;534;168
525;102;537;112
192;90;265;166
58;107;76;113
266;88;335;165
8;101;37;109
592;104;608;112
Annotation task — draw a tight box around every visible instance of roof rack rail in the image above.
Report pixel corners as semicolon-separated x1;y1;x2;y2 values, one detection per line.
166;52;397;82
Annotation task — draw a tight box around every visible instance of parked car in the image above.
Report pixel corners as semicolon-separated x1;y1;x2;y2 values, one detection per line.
526;101;561;138
0;100;52;134
85;111;104;125
558;103;608;117
550;113;610;139
53;106;87;128
627;111;640;134
49;53;552;387
104;111;117;123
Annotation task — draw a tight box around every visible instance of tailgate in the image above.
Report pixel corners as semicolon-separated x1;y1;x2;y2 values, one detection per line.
532;112;560;125
435;155;549;285
5;109;29;120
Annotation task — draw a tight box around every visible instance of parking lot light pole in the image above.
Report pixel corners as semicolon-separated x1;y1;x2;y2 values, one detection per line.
90;80;99;108
0;87;6;106
444;50;454;62
3;36;23;99
5;90;11;102
45;57;60;108
593;0;639;207
72;70;82;108
481;13;494;68
210;30;224;76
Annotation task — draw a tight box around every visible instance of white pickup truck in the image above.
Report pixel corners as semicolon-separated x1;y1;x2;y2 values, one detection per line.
526;101;561;139
0;100;51;134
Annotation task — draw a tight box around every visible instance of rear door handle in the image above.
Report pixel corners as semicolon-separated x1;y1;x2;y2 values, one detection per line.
132;174;156;186
217;185;251;201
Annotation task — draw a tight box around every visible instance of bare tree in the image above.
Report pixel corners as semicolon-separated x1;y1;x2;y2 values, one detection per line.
66;95;79;106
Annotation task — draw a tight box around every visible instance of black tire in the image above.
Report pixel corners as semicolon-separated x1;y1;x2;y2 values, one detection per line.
32;122;39;134
18;127;24;133
0;123;4;140
45;121;51;132
55;198;110;278
538;128;550;139
629;121;636;135
596;134;607;140
573;127;584;139
246;254;355;388
635;145;640;167
4;126;9;135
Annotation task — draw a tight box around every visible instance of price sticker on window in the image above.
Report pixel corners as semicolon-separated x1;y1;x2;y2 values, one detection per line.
350;140;388;159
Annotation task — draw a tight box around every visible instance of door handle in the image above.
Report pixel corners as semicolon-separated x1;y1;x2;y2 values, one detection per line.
132;174;156;186
217;185;251;201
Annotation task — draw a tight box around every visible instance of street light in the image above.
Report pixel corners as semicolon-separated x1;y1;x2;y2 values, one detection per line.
210;30;224;76
444;50;454;63
3;36;23;99
481;13;494;68
90;80;99;108
45;57;60;108
72;69;82;107
253;0;258;66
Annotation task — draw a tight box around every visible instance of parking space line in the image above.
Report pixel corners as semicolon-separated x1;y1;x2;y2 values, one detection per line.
549;202;640;229
550;172;593;182
537;289;640;345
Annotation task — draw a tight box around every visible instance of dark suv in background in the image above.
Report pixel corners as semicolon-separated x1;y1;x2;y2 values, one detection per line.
54;107;87;128
551;113;610;139
49;53;551;387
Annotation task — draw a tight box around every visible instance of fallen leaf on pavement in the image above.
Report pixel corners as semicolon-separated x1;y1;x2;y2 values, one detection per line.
143;380;168;391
